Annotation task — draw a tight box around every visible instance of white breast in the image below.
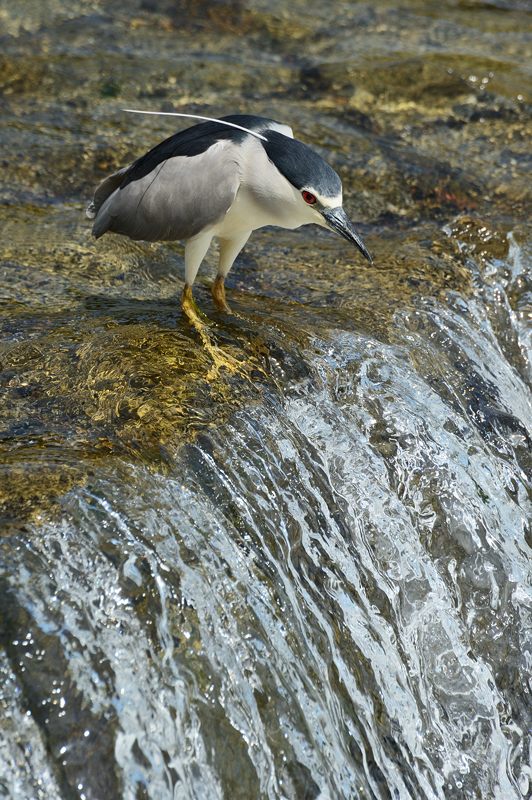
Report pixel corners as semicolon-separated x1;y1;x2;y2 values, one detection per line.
212;136;317;238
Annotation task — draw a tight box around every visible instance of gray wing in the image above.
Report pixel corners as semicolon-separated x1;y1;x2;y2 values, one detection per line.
91;140;242;242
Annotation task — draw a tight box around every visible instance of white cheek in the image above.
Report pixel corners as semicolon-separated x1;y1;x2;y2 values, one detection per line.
300;203;321;223
319;192;342;209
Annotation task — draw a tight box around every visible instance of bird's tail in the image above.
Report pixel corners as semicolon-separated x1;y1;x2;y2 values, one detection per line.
86;165;129;232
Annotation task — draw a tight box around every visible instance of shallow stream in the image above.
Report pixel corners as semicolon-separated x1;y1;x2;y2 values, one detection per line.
0;1;531;798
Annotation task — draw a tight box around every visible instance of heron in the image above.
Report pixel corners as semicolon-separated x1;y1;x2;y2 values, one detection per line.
87;111;372;317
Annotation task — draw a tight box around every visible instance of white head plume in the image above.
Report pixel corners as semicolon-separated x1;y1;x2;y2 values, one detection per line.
122;109;268;141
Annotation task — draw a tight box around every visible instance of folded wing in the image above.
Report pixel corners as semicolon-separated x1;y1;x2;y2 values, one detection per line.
90;139;242;242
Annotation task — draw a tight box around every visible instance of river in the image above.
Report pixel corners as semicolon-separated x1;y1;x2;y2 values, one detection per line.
0;1;530;798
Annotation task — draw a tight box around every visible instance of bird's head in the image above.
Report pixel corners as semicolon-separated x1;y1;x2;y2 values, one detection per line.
262;131;372;263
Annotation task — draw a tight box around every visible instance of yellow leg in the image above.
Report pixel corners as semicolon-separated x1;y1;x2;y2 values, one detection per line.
180;284;241;378
212;275;232;313
181;284;207;325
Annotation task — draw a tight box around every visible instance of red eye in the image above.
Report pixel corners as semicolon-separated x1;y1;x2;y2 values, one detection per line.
302;190;317;205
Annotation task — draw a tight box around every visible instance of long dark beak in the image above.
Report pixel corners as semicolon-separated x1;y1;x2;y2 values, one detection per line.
321;207;372;263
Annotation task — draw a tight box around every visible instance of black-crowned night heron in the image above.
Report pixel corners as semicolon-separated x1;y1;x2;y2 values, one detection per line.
87;112;372;316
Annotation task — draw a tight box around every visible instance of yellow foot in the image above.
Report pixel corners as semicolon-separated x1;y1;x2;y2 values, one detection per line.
181;285;242;379
212;275;232;314
181;284;209;324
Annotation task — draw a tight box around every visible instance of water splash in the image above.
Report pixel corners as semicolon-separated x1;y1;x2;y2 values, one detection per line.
2;241;529;797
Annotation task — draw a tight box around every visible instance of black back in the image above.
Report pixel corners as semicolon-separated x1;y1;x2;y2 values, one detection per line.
120;114;281;188
262;130;341;197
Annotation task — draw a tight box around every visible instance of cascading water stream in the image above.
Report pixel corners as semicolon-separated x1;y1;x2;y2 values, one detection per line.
1;232;529;799
1;2;530;798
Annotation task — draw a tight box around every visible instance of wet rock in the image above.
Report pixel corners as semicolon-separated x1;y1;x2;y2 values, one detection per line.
446;215;510;263
0;594;122;799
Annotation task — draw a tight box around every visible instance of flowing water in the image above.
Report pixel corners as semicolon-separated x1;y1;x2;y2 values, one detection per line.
0;1;531;798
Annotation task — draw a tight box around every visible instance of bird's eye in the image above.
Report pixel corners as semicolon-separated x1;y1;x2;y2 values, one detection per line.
302;190;317;205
